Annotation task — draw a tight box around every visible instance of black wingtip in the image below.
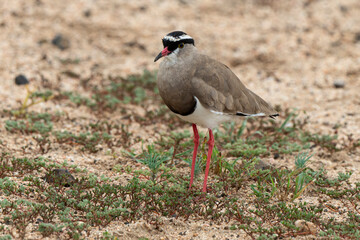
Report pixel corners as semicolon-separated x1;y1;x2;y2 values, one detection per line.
236;112;248;117
269;113;279;119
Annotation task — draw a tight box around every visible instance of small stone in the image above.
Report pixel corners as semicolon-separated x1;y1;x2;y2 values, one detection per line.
333;79;345;88
339;5;348;13
354;32;360;43
35;218;43;224
4;218;11;225
217;192;227;198
15;74;29;85
83;9;92;17
43;169;76;187
51;34;70;50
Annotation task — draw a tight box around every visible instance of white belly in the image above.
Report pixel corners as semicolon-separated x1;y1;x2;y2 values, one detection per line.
175;97;233;129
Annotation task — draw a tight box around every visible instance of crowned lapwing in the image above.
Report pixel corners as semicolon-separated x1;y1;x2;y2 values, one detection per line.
154;31;278;192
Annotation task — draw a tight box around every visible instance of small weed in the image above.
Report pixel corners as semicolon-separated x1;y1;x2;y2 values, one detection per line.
129;145;173;182
61;91;96;109
13;89;54;116
53;121;129;152
5;117;53;153
53;131;104;153
182;156;204;178
250;152;315;202
5;119;53;135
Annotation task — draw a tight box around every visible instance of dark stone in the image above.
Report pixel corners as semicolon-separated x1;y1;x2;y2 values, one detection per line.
83;10;91;17
354;32;360;43
51;34;70;50
339;5;348;13
35;218;43;224
333;79;345;89
139;6;147;11
4;218;11;225
15;74;29;85
124;41;146;51
43;169;76;187
217;192;227;198
38;39;47;45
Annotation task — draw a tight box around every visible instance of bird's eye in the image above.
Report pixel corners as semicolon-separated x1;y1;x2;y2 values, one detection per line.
178;43;184;48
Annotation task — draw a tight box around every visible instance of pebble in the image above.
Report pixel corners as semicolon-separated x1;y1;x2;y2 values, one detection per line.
339;5;348;13
35;218;43;224
15;74;29;85
83;9;92;17
354;32;360;43
51;34;70;50
333;79;345;88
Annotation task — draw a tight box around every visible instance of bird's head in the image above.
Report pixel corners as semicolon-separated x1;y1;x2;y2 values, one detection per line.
154;31;195;62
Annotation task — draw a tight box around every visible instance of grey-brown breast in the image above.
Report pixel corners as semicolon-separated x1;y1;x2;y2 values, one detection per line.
157;48;197;116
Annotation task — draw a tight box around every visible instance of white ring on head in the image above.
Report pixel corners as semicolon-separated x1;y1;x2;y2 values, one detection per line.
163;34;193;42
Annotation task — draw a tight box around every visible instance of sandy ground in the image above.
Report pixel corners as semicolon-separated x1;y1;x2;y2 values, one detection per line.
0;0;360;239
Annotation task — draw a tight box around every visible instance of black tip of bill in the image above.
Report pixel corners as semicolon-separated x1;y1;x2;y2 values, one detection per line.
154;52;163;62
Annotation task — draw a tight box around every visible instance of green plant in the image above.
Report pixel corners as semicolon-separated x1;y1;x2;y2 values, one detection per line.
14;90;54;115
134;145;172;182
250;152;315;202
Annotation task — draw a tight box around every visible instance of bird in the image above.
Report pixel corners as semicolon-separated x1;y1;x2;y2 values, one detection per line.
154;31;278;192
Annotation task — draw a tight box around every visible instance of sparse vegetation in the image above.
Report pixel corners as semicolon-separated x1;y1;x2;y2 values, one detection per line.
0;151;359;239
1;71;359;239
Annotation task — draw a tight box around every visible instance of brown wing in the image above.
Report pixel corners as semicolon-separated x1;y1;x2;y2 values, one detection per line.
191;54;278;117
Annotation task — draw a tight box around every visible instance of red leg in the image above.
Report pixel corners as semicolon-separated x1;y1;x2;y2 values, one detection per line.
189;124;199;189
203;129;214;192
